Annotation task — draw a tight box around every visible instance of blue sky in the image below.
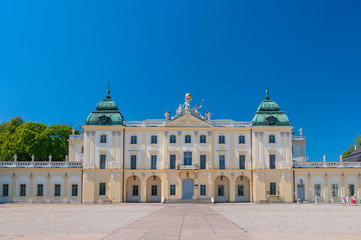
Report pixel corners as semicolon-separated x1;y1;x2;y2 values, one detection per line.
0;1;360;161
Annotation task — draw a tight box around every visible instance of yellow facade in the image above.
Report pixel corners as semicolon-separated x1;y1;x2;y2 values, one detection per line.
0;91;360;203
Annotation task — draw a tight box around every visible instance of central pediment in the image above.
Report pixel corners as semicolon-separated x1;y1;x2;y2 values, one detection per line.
164;114;212;128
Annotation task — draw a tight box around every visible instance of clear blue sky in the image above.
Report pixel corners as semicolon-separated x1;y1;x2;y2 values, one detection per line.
0;1;360;161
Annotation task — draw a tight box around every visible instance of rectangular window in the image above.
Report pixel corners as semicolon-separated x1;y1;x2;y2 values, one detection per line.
200;185;206;196
184;152;192;165
20;184;26;196
200;135;206;144
151;185;157;196
54;184;61;197
2;184;9;197
131;136;137;144
170;184;176;195
332;184;338;197
72;184;78;197
314;184;321;196
151;135;157;144
219;155;225;169
200;155;206;169
131;155;137;169
81;146;84;154
349;184;355;196
270;183;276;195
218;185;224;196
170;155;176;169
99;183;106;195
132;185;139;196
269;154;276;169
170;135;176;144
37;184;44;196
151;155;157;169
238;185;244;196
239;155;245;169
100;154;106;169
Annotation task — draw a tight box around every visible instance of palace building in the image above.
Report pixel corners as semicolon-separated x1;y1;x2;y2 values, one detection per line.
1;89;360;203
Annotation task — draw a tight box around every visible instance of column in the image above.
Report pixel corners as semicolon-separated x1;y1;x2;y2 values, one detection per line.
229;174;235;202
84;131;90;166
112;131;116;167
286;132;291;165
254;132;259;167
64;173;68;203
194;130;199;167
163;131;168;169
280;132;285;165
141;182;147;203
259;132;264;167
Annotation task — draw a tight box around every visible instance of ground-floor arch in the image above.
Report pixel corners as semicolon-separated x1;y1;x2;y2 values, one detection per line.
126;175;141;202
147;175;161;202
215;175;229;203
235;175;250;202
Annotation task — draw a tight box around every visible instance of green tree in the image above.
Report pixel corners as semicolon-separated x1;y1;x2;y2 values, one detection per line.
342;134;361;158
8;122;48;161
46;125;74;161
0;117;77;161
0;117;24;160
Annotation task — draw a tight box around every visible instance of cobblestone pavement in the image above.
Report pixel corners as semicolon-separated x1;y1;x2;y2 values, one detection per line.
212;203;361;240
1;203;361;240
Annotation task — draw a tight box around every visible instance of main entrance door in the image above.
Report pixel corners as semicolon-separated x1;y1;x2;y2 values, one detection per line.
297;184;305;200
182;179;194;199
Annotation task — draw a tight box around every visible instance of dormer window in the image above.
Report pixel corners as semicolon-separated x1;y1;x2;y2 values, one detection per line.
151;135;157;144
269;135;276;143
185;135;191;144
219;135;225;144
100;135;107;143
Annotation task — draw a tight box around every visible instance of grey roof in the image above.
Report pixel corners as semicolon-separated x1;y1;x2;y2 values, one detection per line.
343;147;361;162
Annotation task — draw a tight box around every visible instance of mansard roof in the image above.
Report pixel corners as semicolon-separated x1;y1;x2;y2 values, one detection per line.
343;147;361;162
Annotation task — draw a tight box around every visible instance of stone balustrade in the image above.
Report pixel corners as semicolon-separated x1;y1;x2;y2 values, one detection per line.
0;161;82;168
124;121;168;127
292;135;306;140
207;120;252;127
177;164;199;170
293;161;361;168
69;135;84;140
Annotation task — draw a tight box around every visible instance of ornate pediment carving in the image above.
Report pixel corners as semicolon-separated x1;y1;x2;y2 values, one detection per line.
164;114;212;128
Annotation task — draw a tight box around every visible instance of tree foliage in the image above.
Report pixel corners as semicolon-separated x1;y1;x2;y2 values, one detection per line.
0;117;78;161
342;134;361;158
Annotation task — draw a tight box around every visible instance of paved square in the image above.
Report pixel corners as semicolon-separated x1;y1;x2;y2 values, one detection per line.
0;203;361;240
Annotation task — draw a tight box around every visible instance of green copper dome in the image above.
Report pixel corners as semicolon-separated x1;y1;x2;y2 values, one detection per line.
85;88;124;126
252;89;290;126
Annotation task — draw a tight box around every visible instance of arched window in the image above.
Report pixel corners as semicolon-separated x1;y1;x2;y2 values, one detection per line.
131;136;137;144
185;135;191;144
100;135;107;143
170;135;176;144
151;135;157;144
269;135;276;143
219;135;225;144
239;135;245;144
184;151;192;165
200;135;206;144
